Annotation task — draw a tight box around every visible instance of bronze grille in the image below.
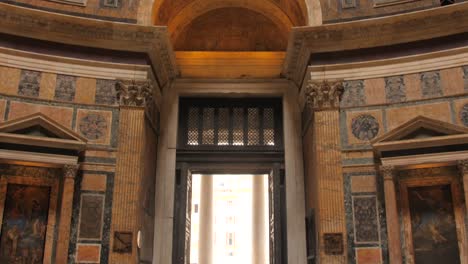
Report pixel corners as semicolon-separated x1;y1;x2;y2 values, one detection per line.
178;98;283;151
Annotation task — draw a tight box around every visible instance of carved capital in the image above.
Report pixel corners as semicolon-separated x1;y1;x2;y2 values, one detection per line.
380;165;396;181
305;80;344;110
457;159;468;175
115;79;153;107
63;164;79;179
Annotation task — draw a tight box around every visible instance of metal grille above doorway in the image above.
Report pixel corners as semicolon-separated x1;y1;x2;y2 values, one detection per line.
178;98;283;151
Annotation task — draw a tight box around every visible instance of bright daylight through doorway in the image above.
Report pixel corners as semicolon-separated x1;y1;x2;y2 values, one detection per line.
190;174;269;264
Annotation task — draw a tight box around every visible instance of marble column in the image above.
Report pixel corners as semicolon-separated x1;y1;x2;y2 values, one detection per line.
252;175;267;264
56;164;79;264
457;160;468;219
305;80;347;263
110;79;154;263
199;175;214;264
381;165;402;264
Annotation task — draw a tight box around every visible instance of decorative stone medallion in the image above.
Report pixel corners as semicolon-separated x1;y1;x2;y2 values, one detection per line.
351;114;380;141
18;70;41;97
324;233;344;255
460;103;468;127
79;113;108;140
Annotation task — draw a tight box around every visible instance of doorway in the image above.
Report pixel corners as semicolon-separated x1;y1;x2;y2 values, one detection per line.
189;174;269;264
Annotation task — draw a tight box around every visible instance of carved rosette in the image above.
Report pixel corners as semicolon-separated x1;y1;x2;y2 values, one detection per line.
380;165;396;182
115;79;153;107
63;164;79;179
305;80;344;110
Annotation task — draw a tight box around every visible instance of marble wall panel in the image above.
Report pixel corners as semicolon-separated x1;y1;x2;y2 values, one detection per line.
78;194;105;240
356;247;382;264
463;66;468;91
404;73;422;101
76;243;101;263
384;75;406;103
420;71;443;99
95;79;116;105
351;176;377;193
364;78;385;105
386;102;451;131
75;77;97;104
76;109;113;145
341;80;366;108
0;99;6;122
453;98;468;127
18;70;41;97
352;196;380;243
39;72;57;100
55;74;77;102
440;68;464;96
81;173;107;192
0;66;21;95
8;101;74;128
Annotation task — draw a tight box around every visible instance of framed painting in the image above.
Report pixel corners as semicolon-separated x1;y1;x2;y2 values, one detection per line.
399;171;467;264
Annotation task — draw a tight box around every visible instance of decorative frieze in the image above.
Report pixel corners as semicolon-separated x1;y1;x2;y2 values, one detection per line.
305;80;344;110
18;70;41;97
115;79;153;107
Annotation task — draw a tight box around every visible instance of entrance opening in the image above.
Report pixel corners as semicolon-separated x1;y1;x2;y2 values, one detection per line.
189;174;269;264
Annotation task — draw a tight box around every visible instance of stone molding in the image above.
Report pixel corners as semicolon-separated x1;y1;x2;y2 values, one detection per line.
0;3;178;88
63;164;79;179
283;3;468;86
116;79;153;107
305;80;343;110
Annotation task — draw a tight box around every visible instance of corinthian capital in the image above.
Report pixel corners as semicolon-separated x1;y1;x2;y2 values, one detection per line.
380;165;396;182
305;80;344;110
115;79;153;107
63;164;79;179
457;159;468;175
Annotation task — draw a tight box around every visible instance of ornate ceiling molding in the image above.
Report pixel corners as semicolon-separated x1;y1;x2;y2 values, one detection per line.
0;3;178;89
283;3;468;88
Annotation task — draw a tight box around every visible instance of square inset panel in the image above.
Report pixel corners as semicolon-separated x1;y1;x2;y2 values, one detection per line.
113;231;132;253
18;70;41;97
352;195;380;243
364;78;386;105
440;68;464;96
0;66;21;95
351;175;377;193
420;71;443;99
385;75;406;103
76;109;113;145
81;173;107;192
95;79;116;105
356;247;382;264
55;75;76;102
78;194;104;240
324;233;343;255
76;244;101;263
454;98;468;127
346;110;384;145
341;80;366;108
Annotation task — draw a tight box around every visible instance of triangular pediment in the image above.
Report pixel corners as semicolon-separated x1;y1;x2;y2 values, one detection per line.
0;113;86;150
372;116;468;144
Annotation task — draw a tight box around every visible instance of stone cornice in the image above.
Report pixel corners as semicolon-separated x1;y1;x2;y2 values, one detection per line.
283;3;468;88
305;80;343;110
0;3;178;88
